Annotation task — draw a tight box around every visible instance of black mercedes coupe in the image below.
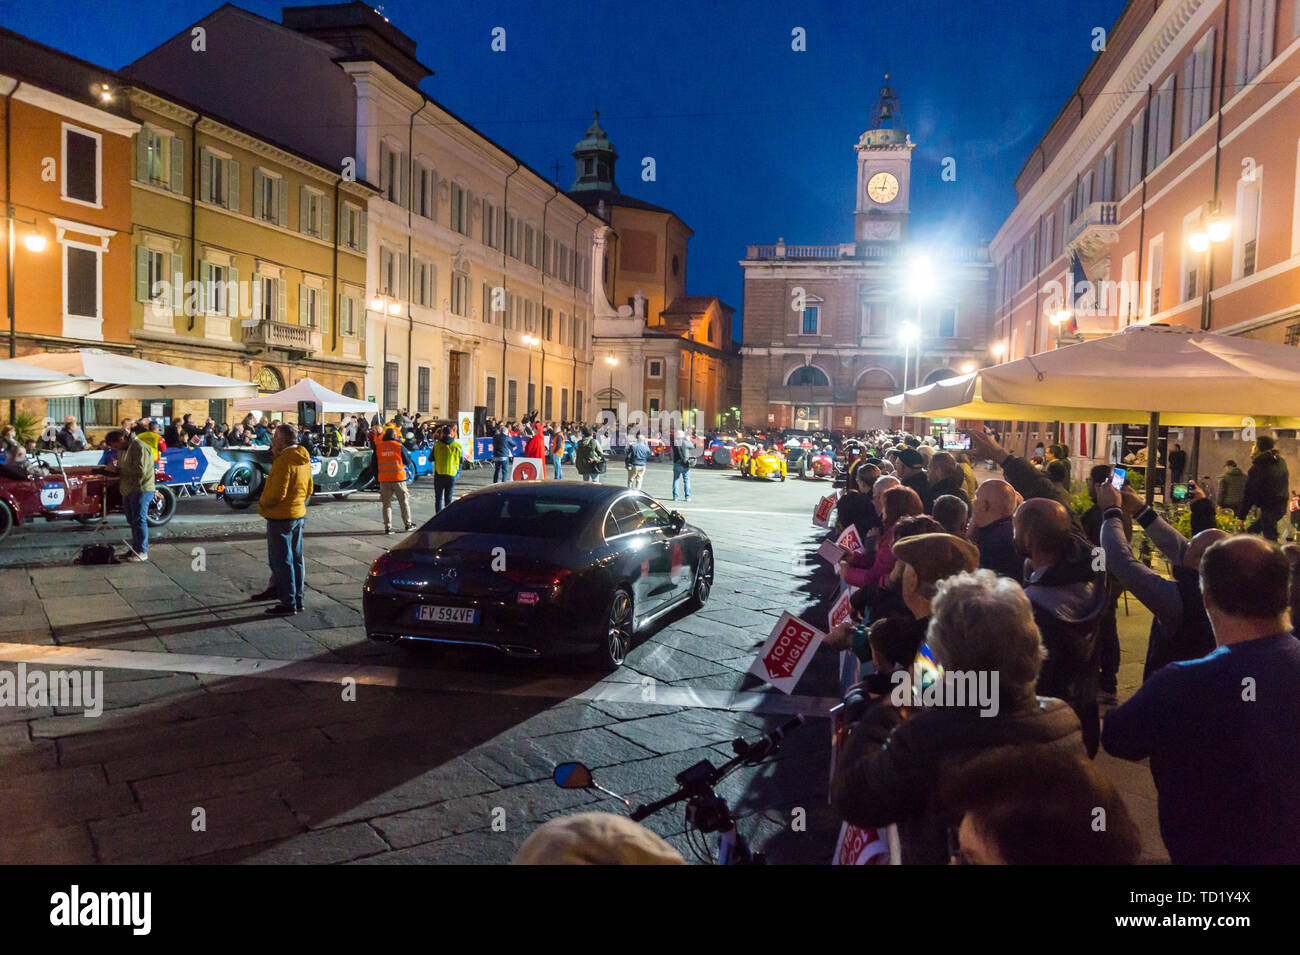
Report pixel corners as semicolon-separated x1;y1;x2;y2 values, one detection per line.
363;482;714;668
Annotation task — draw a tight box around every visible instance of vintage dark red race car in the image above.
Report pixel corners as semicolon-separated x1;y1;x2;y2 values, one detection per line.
0;460;177;542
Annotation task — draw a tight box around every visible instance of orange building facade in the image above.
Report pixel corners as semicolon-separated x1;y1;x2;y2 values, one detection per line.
2;28;139;425
990;0;1300;470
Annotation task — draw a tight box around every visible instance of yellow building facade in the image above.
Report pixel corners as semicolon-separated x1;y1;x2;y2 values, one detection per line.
127;85;376;428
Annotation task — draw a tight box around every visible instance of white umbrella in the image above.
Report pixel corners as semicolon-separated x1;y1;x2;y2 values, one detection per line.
0;357;90;398
12;348;258;400
232;377;377;415
883;324;1300;428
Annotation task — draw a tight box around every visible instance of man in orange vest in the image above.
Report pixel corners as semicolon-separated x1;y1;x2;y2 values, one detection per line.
376;425;416;534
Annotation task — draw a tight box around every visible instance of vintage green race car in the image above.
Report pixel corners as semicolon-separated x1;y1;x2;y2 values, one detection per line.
216;446;375;509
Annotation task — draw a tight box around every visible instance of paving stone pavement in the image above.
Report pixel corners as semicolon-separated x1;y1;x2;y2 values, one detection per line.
0;461;1167;864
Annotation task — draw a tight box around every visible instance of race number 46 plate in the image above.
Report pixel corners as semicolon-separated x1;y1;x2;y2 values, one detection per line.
414;605;480;624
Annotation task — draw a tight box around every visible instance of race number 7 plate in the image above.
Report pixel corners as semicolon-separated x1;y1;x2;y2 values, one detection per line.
414;605;480;625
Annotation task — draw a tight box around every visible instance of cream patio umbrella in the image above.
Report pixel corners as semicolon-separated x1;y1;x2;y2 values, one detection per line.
0;357;90;399
12;348;258;400
882;323;1300;503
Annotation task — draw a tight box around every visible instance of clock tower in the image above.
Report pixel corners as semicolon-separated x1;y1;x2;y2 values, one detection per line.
854;76;914;243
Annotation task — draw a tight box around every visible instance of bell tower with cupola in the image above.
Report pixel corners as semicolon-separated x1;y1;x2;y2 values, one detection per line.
854;76;914;243
570;110;619;193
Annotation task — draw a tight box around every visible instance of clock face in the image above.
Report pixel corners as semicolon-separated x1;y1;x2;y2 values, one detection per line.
867;172;900;204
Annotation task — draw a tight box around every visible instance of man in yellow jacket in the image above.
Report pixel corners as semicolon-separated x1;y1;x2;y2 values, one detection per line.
256;423;314;615
432;424;463;513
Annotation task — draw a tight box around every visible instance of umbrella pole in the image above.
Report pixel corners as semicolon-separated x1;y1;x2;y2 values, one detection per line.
1189;426;1201;490
1145;411;1159;509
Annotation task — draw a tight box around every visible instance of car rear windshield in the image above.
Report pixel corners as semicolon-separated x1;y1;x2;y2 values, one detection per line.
423;493;593;539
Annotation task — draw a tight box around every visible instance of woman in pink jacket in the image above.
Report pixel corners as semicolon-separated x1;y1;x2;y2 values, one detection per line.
840;485;923;589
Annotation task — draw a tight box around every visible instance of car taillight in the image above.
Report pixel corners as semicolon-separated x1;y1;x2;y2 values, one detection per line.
501;567;573;588
369;554;416;577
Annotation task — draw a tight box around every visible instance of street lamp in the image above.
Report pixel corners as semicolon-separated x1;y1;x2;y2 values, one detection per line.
369;293;402;418
522;334;539;417
991;341;1008;359
960;361;976;374
604;354;618;417
1187;209;1232;329
898;321;920;433
6;207;48;421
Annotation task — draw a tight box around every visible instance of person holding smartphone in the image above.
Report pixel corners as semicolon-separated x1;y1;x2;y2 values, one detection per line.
966;429;1075;515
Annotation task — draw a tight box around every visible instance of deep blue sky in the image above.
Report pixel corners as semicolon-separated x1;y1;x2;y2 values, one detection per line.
2;0;1128;338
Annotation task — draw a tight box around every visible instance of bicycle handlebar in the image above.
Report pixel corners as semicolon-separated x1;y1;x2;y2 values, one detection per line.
628;715;805;822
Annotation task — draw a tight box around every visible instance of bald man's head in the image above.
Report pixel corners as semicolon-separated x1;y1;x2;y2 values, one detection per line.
1183;528;1230;572
973;479;1018;528
873;475;900;511
1013;498;1073;565
1200;535;1289;625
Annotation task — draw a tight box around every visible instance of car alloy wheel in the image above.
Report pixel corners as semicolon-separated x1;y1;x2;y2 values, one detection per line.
691;549;713;607
605;588;633;667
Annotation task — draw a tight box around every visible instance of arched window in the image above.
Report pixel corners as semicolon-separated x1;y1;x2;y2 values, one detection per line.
342;381;360;399
256;366;284;394
923;368;959;385
786;365;830;387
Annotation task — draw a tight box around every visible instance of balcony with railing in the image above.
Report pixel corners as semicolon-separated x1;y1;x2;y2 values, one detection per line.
242;319;321;355
745;241;989;263
1065;201;1120;258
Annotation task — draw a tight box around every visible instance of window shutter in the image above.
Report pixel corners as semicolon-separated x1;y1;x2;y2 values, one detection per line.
172;253;184;311
277;278;286;324
170;138;184;193
227;266;239;318
253;170;263;220
359;305;367;342
496;207;504;249
379;141;390;194
1235;9;1250;88
278;178;288;227
321;197;331;242
299;283;308;325
1181;56;1194;143
1261;0;1277;76
300;186;310;234
398;253;408;299
251;278;262;323
320;291;330;335
400;154;410;208
200;149;211;202
135;246;150;302
136;127;151;183
429;170;438;220
200;261;211;313
358;211;367;252
339;205;351;248
228;160;239;211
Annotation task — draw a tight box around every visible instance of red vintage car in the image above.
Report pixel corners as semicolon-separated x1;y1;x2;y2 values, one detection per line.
0;462;177;542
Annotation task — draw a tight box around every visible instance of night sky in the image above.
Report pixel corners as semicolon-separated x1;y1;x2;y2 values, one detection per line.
1;0;1128;338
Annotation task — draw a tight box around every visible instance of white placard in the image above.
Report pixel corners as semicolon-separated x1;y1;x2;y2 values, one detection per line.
748;612;825;694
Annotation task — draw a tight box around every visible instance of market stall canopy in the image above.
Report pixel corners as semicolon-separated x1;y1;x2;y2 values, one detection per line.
882;324;1300;428
12;348;258;400
232;377;378;415
0;358;90;398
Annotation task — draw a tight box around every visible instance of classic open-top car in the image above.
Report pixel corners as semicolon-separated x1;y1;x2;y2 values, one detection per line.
0;457;176;542
797;445;836;479
738;445;788;481
216;445;375;509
